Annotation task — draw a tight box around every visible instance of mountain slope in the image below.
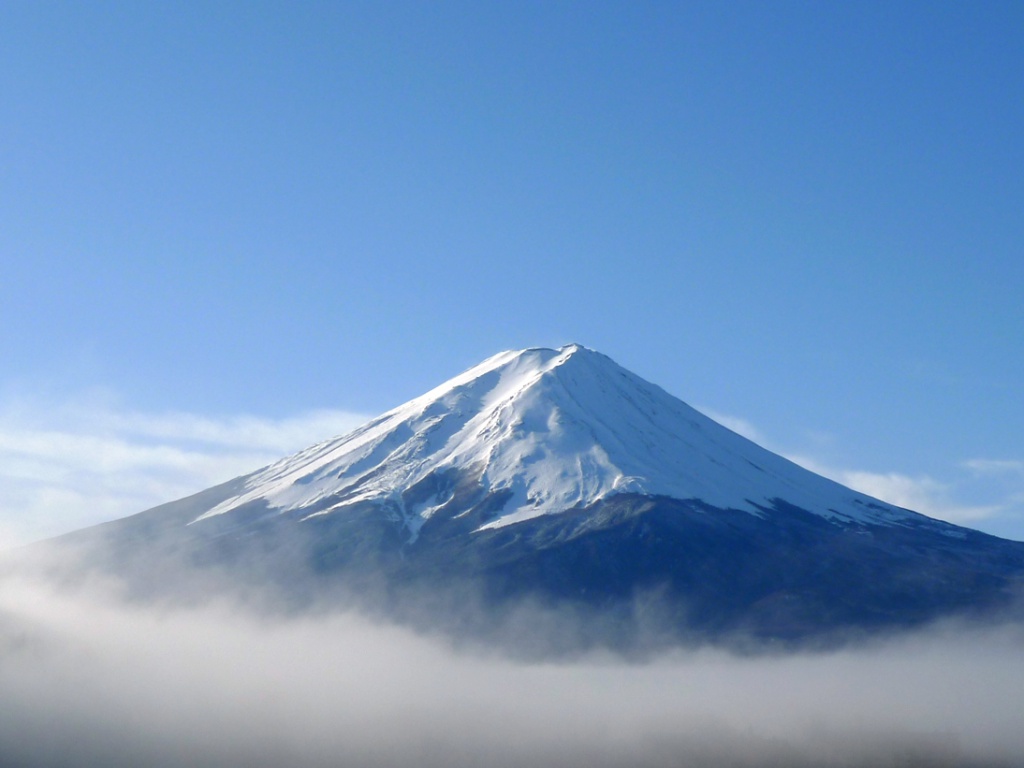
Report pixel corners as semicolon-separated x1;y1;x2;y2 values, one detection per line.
43;344;1024;648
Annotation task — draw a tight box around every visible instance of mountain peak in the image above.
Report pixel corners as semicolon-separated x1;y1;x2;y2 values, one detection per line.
193;345;929;540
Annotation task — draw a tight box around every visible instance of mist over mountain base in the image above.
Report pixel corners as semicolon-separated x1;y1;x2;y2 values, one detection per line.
2;547;1023;768
37;483;1024;659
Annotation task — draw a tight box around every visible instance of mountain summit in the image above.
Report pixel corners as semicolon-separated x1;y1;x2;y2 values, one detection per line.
51;345;1024;648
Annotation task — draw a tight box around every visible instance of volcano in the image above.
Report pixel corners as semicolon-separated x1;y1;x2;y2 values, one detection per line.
47;344;1024;647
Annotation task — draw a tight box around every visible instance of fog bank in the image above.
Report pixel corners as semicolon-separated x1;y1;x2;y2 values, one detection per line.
1;566;1022;768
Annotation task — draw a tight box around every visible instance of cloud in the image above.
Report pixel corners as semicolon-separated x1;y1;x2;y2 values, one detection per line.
964;459;1024;477
791;456;1002;525
699;408;767;444
0;396;369;549
701;408;1018;530
0;564;1022;768
840;470;1000;523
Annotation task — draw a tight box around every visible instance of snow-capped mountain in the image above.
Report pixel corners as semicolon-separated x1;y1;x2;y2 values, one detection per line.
194;344;925;538
48;344;1024;648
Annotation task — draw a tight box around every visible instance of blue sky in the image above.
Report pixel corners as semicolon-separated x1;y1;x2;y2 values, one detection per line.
2;1;1023;546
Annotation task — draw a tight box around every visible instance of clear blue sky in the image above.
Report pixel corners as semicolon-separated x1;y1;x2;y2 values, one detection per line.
2;1;1022;545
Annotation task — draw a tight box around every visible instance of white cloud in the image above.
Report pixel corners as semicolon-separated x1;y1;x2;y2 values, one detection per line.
699;409;1015;529
819;466;999;525
964;459;1024;477
698;408;767;444
0;397;369;550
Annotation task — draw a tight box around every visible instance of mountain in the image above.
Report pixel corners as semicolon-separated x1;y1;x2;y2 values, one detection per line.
43;344;1024;649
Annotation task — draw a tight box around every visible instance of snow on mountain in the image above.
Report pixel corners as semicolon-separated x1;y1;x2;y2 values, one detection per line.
193;344;922;539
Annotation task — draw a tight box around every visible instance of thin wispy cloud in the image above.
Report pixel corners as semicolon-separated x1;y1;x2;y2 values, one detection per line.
698;408;767;445
964;459;1024;477
706;408;1022;533
0;396;369;549
792;457;1002;525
